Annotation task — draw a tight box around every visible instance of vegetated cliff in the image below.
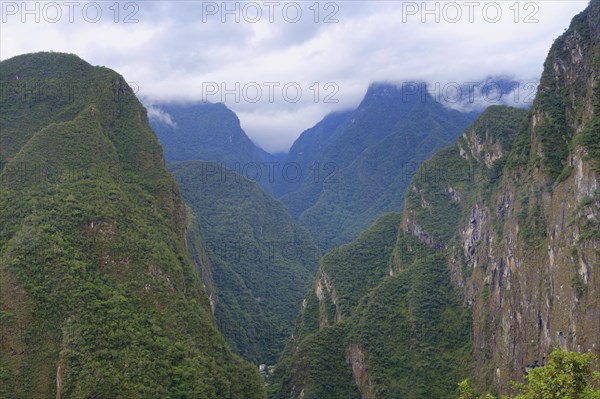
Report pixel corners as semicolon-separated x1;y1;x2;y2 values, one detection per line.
0;53;266;398
273;3;599;397
455;1;600;391
271;208;474;399
170;160;320;365
269;214;399;399
270;104;557;399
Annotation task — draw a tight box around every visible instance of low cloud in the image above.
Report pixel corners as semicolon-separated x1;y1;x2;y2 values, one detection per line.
146;104;177;128
0;0;589;152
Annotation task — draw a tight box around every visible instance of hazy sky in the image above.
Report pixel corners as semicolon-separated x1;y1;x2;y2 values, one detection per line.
0;1;589;152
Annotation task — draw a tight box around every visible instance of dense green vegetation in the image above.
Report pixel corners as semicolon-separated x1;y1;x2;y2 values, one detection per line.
319;212;402;317
280;83;478;251
350;248;472;399
0;52;266;398
458;349;600;399
270;105;529;398
271;322;361;399
170;160;319;364
269;215;404;399
270;213;472;398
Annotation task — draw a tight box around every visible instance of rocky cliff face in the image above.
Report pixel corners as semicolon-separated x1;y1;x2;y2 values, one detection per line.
461;2;600;390
345;344;376;399
401;2;599;391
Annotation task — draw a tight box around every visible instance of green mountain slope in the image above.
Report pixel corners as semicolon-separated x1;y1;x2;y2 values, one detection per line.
0;52;266;399
281;83;478;252
270;105;526;399
169;161;320;364
269;213;402;399
273;1;599;396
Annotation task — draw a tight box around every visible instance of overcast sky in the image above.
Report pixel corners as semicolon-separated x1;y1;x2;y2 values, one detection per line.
0;0;589;152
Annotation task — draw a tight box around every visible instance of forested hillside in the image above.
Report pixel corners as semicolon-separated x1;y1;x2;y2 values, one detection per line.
170;161;319;365
0;53;266;399
270;106;524;399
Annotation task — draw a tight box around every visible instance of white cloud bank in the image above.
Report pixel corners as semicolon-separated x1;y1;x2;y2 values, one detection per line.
0;0;589;152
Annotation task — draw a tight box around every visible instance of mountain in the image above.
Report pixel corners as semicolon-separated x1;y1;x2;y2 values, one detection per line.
280;83;478;252
272;1;599;396
147;86;477;253
0;53;266;398
149;101;275;192
455;1;600;390
149;101;263;166
269;106;524;399
169;161;320;365
271;110;352;198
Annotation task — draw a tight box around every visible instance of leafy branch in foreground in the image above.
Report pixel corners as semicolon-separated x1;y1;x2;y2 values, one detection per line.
459;349;600;399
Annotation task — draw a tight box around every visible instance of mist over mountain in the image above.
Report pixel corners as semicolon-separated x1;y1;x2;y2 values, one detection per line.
434;76;535;112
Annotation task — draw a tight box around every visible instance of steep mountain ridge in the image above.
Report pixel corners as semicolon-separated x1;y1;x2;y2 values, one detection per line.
271;110;352;198
170;161;320;365
270;107;519;399
0;52;266;398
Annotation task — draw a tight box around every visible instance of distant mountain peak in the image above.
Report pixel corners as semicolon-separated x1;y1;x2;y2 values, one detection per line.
363;81;428;101
149;100;275;193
